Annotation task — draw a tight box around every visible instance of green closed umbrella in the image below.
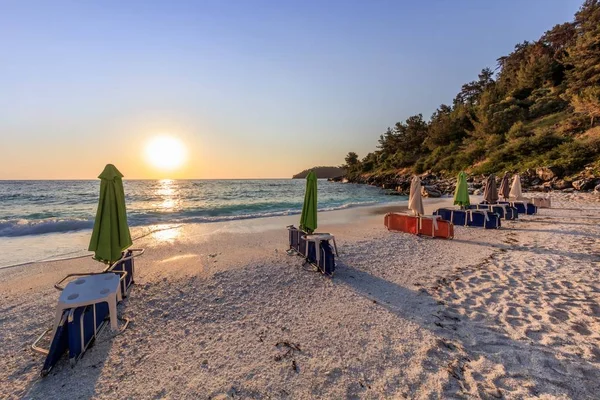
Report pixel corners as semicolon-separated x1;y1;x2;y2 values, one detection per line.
88;164;132;264
299;171;318;234
453;171;470;208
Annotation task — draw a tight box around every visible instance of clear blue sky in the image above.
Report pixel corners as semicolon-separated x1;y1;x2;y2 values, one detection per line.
0;0;582;179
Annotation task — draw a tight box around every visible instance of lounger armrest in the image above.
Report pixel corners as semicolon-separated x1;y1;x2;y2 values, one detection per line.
55;270;127;291
103;248;145;272
31;328;52;355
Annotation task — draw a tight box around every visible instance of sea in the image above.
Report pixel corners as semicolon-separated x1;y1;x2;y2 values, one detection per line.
0;179;402;268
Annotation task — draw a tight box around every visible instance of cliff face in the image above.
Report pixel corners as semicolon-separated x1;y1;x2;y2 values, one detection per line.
292;166;345;179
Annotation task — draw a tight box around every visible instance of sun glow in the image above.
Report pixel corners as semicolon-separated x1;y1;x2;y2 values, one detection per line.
145;136;187;171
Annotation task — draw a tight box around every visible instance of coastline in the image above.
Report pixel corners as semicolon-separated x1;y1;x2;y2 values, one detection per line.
0;196;410;270
2;193;599;398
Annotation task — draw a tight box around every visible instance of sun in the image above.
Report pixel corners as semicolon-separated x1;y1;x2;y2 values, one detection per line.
145;136;187;171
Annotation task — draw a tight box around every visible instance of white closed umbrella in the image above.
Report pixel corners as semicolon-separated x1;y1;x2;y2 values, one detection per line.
509;174;523;200
408;176;425;216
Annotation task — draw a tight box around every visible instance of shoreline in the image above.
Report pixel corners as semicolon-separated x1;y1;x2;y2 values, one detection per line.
0;197;416;270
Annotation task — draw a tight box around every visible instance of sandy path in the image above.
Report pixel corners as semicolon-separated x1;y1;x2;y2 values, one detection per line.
1;195;600;399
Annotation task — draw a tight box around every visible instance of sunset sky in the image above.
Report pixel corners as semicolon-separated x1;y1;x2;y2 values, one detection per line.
0;0;581;179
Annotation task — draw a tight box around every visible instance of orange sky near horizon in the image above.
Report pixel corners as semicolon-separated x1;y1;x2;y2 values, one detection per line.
0;112;351;180
0;127;348;180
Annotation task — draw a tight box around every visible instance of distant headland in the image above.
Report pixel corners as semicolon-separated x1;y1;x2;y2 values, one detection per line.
292;166;345;179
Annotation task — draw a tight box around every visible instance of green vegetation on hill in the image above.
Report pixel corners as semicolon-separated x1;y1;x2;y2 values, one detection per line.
343;0;600;182
292;166;345;179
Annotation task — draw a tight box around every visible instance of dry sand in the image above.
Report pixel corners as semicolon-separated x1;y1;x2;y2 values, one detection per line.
1;194;599;399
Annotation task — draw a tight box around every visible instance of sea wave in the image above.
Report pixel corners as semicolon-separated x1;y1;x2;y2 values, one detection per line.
0;200;381;237
0;219;94;237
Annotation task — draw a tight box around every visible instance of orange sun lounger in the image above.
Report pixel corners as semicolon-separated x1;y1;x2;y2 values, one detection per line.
417;216;454;239
384;213;418;234
384;213;454;239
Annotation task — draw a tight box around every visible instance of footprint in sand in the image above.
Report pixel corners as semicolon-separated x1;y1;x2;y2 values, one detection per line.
572;322;592;336
525;328;547;341
588;303;600;317
561;280;574;289
506;307;520;317
505;317;525;327
549;309;570;322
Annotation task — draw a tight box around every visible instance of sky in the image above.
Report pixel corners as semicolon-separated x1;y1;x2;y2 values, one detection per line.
0;0;583;179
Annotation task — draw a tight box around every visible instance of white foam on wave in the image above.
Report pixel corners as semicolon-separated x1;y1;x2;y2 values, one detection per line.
0;201;385;238
0;219;93;237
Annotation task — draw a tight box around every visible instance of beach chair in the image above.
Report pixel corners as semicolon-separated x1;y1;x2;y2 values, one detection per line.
287;226;337;277
34;302;112;376
499;201;537;215
287;225;304;254
417;216;454;239
474;203;518;220
519;201;538;215
384;213;419;234
467;209;501;229
433;208;501;229
304;237;335;276
433;208;468;226
103;249;143;297
32;272;129;376
384;213;454;239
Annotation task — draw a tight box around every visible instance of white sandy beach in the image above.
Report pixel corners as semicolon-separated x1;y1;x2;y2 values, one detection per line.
1;194;600;399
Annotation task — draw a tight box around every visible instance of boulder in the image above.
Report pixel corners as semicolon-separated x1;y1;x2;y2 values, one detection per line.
572;179;596;191
552;180;572;190
473;189;482;196
528;185;547;192
421;185;442;198
536;166;559;181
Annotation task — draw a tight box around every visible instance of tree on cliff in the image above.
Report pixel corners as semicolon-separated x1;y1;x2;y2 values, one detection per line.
566;0;600;127
344;152;359;167
342;0;600;180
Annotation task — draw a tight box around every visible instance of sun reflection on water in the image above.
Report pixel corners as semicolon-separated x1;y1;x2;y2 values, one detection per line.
154;179;181;212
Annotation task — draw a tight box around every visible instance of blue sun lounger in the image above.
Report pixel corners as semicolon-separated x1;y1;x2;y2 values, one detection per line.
104;249;142;297
472;204;518;220
287;225;337;277
499;201;537;215
32;249;144;376
433;208;501;229
433;208;468;226
33;294;112;376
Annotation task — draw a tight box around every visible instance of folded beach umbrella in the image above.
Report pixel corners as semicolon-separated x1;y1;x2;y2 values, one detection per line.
509;173;523;200
483;174;499;204
408;176;424;216
88;164;132;264
499;172;511;200
453;171;470;208
300;170;317;234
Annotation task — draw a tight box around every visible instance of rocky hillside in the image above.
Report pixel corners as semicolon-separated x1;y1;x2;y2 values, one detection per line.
341;1;600;191
292;166;345;179
329;166;600;198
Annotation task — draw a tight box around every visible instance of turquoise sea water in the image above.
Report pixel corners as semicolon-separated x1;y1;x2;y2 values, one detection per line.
0;179;402;267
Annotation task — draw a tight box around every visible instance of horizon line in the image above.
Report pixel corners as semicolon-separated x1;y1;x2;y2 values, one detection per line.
0;177;311;181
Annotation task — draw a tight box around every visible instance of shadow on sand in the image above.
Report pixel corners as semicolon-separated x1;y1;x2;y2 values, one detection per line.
451;237;599;263
334;261;600;398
